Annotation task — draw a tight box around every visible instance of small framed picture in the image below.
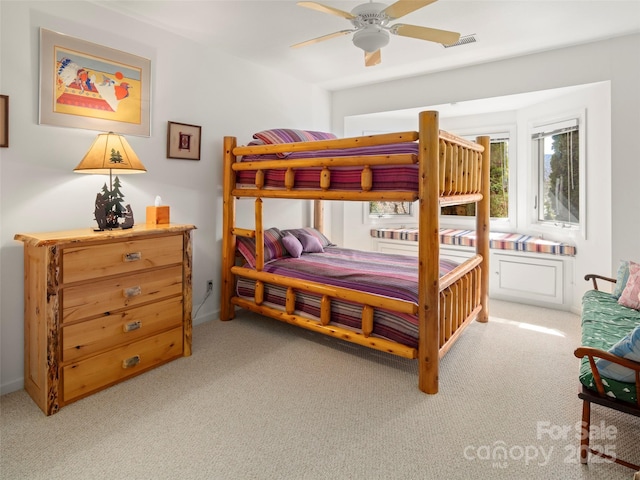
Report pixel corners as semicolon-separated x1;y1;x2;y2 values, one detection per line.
167;121;201;160
0;95;8;148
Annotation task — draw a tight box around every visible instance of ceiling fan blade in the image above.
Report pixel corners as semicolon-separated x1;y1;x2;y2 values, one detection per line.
383;0;438;20
297;1;355;19
392;24;460;45
291;29;354;49
365;50;381;67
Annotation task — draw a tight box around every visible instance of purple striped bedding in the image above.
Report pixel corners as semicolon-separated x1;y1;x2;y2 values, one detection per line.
235;247;459;348
237;142;420;191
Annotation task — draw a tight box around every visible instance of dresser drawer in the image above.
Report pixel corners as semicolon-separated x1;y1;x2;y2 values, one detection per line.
62;296;183;363
63;327;183;403
62;265;183;323
63;235;183;284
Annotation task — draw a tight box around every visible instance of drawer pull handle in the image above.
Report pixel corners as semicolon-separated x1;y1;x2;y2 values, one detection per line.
123;286;142;298
124;252;142;262
123;320;142;332
122;355;141;369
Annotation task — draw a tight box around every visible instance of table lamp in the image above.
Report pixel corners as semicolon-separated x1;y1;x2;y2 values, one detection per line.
74;132;146;231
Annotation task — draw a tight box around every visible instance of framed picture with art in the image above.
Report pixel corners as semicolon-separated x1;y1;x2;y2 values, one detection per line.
167;121;201;160
39;28;151;136
0;95;7;148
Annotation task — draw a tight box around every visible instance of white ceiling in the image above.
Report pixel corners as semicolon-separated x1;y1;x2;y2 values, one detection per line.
95;0;640;91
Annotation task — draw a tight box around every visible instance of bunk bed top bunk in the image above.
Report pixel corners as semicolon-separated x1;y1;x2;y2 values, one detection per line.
220;110;490;394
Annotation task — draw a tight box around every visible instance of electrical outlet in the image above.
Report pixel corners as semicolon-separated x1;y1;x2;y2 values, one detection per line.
206;280;213;293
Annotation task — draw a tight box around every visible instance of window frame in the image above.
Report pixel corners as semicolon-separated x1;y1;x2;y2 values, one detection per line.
439;125;517;232
528;109;586;240
363;200;418;226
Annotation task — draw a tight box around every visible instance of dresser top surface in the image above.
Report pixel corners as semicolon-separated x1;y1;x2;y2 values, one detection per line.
14;224;196;247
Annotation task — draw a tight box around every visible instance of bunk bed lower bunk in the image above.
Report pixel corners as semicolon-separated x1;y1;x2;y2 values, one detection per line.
220;111;491;394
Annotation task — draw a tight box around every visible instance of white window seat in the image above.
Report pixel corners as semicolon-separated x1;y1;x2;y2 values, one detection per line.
370;227;576;256
370;227;576;310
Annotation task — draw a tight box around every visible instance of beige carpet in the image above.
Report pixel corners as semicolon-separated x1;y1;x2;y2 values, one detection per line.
1;299;639;479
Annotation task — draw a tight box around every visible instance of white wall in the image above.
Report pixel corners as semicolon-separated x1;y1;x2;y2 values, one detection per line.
0;1;330;394
331;34;640;278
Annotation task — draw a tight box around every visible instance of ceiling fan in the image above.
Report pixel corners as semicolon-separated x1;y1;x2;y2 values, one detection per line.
291;0;461;67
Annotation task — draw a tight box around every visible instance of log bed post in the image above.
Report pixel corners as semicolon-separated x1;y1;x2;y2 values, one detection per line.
418;111;441;394
255;198;264;271
313;200;323;232
476;135;491;323
221;136;237;321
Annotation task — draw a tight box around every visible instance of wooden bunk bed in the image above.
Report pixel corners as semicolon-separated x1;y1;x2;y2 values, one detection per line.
220;111;490;394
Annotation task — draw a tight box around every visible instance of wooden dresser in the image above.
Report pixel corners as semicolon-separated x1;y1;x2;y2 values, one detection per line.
14;224;196;415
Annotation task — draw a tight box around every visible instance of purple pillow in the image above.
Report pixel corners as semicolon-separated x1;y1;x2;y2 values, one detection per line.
236;227;288;268
281;227;333;248
282;234;303;258
299;233;324;253
252;129;337;158
306;130;338;141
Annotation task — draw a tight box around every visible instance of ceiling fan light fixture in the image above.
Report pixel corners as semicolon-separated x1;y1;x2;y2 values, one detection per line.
294;1;460;65
352;27;389;53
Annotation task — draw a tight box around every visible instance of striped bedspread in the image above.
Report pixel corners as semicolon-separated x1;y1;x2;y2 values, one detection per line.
237;143;419;191
236;247;459;348
371;228;577;256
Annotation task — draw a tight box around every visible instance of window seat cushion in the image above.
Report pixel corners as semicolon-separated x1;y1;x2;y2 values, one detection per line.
370;228;576;256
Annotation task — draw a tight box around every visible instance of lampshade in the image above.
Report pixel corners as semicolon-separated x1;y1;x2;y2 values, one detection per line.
74;132;146;174
352;27;389;53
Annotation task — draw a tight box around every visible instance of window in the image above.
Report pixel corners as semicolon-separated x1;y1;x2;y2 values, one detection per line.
439;127;515;230
366;199;417;225
531;116;583;229
441;135;510;219
369;201;413;217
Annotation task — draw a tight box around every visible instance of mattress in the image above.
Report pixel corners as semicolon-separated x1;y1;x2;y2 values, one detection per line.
236;143;420;191
235;246;459;348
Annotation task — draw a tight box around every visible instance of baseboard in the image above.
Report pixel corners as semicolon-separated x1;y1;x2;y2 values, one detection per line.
194;308;219;326
1;377;24;396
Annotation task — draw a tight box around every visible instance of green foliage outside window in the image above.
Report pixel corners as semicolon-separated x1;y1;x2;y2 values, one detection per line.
441;139;509;218
369;201;412;216
540;129;579;224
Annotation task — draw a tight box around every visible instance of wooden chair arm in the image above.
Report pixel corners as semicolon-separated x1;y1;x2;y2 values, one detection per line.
584;273;617;290
575;346;640;369
574;346;640;407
